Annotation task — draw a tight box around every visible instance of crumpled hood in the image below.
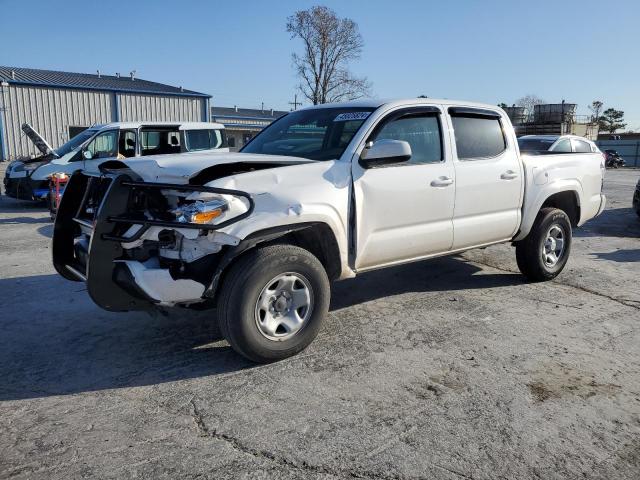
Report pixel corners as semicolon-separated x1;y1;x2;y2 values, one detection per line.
122;152;314;183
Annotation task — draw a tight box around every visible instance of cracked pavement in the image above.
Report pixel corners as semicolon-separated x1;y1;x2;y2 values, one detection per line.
0;167;639;479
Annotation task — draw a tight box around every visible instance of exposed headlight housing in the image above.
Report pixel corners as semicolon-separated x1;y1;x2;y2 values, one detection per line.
173;199;228;225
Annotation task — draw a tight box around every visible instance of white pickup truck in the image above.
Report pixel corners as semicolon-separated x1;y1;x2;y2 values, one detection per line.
52;98;606;362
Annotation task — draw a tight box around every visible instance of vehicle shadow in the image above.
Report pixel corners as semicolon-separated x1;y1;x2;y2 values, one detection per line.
331;255;523;310
0;257;522;402
0;216;50;225
0;196;47;214
589;248;640;263
37;224;54;238
575;207;640;239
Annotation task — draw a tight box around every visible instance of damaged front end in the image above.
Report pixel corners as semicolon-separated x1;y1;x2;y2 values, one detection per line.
52;171;253;311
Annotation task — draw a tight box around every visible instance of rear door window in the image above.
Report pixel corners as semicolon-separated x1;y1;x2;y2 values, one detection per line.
450;112;506;159
140;129;181;156
185;129;226;151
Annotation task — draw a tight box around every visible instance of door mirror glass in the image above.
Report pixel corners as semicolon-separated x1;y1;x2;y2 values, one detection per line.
359;139;412;168
82;149;93;160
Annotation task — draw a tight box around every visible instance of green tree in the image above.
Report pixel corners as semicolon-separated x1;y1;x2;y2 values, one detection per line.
588;100;604;123
497;102;509;108
598;108;626;133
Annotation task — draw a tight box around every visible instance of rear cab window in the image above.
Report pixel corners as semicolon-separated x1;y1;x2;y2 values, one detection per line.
552;139;572;153
572;139;592;153
449;107;506;159
518;138;556;153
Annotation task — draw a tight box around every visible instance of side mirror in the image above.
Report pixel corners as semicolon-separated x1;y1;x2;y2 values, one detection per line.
82;149;93;160
359;139;412;168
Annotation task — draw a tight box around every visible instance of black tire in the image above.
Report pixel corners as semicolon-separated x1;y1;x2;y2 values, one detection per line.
515;208;572;282
217;244;330;363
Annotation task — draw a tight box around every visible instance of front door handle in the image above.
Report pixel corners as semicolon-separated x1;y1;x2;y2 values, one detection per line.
430;176;454;187
500;170;518;180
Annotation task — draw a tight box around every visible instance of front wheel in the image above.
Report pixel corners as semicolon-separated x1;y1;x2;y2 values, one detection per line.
217;244;330;363
515;208;572;282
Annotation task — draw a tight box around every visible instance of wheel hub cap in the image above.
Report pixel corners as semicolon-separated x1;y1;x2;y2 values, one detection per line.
255;272;314;341
542;225;565;267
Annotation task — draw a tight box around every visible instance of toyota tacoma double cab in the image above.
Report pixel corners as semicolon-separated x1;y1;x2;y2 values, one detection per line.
52;99;607;362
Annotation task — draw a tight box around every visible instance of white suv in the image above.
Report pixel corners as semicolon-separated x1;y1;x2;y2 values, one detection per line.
4;122;228;201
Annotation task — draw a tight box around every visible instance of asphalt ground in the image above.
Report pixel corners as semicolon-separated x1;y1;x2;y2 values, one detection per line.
1;166;639;479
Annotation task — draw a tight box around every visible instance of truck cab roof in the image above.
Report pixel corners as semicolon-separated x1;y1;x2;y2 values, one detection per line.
299;97;504;112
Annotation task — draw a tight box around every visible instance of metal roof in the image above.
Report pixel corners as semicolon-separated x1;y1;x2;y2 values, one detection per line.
211;106;289;120
0;66;210;98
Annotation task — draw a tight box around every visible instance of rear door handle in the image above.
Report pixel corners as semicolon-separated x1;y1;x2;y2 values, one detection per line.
500;170;518;180
430;176;454;187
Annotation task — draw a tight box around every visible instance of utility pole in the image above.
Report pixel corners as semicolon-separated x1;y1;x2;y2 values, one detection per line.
289;94;301;111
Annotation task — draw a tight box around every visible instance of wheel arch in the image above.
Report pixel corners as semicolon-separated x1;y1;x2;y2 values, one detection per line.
514;187;582;241
205;221;343;300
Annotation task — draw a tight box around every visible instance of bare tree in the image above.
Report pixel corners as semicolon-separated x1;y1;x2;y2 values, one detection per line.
287;5;372;105
516;94;545;119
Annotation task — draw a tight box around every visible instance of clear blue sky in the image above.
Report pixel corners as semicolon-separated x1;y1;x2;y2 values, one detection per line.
2;0;638;129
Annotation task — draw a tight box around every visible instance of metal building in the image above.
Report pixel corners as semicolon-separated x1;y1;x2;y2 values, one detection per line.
0;66;211;161
211;106;288;151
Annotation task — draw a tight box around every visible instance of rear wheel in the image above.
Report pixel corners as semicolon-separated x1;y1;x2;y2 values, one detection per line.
217;244;330;363
516;208;572;281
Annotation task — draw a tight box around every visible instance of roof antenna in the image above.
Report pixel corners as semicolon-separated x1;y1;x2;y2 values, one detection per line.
130;70;136;81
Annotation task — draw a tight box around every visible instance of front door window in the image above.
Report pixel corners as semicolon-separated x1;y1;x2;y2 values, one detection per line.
85;130;118;159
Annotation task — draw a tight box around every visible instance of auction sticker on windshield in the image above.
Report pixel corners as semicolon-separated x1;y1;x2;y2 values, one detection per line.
334;112;371;122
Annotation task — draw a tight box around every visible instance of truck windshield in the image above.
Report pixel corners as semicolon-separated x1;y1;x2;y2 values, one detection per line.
241;107;375;160
517;138;556;152
54;129;99;157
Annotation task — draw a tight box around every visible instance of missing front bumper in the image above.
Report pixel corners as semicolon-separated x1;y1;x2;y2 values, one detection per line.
52;172;253;312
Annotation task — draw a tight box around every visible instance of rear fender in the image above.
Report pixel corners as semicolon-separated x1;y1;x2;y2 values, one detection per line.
514;180;582;241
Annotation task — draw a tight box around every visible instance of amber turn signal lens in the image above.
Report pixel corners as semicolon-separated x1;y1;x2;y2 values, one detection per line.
191;209;223;224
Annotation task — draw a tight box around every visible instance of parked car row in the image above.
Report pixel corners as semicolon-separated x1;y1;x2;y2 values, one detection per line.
517;135;627;169
3;121;228;201
517;134;600;155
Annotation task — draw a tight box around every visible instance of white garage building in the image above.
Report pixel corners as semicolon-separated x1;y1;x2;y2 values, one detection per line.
0;66;211;161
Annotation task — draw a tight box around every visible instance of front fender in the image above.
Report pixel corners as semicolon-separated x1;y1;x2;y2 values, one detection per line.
203;160;352;277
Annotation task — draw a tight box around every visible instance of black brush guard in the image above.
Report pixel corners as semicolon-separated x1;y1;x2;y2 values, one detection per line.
52;172;254;312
